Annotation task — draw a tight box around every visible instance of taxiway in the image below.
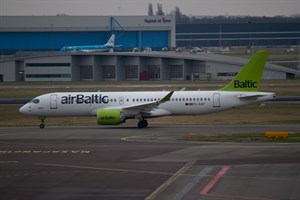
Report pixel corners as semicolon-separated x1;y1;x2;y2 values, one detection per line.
0;125;299;200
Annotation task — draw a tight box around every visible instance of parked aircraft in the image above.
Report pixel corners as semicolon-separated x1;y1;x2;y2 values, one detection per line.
191;47;203;53
60;34;120;52
19;51;275;128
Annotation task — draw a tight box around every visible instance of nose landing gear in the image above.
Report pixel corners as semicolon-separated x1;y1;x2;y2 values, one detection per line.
38;116;46;129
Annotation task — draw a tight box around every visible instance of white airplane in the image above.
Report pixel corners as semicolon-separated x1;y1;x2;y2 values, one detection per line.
60;34;120;52
19;51;276;129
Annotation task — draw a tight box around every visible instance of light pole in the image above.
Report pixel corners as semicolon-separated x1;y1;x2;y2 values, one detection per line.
219;24;222;53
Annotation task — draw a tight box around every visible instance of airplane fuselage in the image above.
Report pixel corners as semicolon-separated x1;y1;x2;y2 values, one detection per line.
20;91;275;117
60;34;117;52
60;45;112;52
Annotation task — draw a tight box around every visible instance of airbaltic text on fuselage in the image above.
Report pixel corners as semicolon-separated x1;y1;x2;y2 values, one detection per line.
61;94;109;104
234;80;258;88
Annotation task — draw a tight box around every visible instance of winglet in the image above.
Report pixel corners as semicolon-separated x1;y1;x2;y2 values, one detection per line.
179;87;186;91
161;91;174;102
219;51;269;92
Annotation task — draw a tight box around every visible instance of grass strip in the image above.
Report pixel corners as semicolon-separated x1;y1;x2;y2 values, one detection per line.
186;132;300;143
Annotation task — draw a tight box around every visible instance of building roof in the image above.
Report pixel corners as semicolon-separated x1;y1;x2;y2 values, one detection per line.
1;51;299;76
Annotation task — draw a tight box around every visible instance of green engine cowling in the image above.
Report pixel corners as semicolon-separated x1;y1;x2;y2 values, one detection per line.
97;109;124;125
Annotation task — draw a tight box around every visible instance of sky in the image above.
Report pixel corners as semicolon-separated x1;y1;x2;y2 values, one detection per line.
0;0;299;17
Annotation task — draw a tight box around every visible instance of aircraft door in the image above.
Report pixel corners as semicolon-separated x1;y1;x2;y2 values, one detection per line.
50;94;58;109
213;93;220;107
119;96;124;105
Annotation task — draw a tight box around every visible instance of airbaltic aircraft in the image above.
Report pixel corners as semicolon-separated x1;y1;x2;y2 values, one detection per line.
60;34;120;52
19;51;275;128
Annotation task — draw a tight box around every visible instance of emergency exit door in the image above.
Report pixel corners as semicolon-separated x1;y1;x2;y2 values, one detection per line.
50;94;58;109
213;93;220;107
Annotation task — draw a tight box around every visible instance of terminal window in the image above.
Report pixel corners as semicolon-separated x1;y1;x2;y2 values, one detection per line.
125;65;138;79
170;65;183;79
80;65;93;80
103;65;116;80
148;65;160;80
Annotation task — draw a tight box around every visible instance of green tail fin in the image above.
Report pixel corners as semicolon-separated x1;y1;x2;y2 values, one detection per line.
219;50;269;92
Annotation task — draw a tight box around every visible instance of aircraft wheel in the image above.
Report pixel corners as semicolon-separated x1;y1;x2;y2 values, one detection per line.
144;120;148;127
38;116;46;129
138;121;143;128
138;120;148;128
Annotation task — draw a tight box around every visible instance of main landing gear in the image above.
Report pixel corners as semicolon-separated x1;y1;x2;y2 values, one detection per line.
137;119;148;129
38;116;46;129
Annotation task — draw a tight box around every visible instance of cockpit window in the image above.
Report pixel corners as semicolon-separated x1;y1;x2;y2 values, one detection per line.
32;99;40;104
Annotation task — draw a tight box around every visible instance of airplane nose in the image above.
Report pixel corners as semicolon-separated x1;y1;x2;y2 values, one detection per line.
19;105;27;114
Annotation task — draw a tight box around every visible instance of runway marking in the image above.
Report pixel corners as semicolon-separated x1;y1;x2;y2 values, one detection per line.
0;161;19;164
173;166;213;200
0;141;183;150
203;193;276;200
0;170;80;179
120;135;179;142
34;163;175;176
200;165;230;195
0;150;90;154
200;165;276;200
145;160;196;200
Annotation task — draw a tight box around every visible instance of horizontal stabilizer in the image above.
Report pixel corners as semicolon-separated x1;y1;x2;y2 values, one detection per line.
237;94;268;100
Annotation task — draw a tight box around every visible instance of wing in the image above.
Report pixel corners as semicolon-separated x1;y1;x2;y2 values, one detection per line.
122;91;174;114
90;91;174;116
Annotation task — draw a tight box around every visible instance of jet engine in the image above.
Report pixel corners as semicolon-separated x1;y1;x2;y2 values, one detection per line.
97;110;125;125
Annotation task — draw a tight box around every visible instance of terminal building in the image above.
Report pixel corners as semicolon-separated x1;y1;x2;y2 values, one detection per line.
176;22;300;47
1;51;298;82
0;15;175;54
0;15;299;82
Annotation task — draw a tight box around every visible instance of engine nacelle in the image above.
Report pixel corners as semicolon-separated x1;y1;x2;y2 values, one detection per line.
97;109;124;125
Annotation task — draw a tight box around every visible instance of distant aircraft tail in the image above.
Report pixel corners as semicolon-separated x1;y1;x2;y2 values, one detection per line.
219;50;269;92
105;34;115;47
